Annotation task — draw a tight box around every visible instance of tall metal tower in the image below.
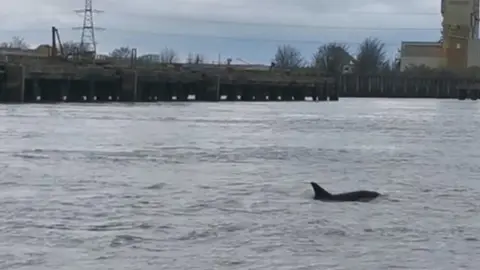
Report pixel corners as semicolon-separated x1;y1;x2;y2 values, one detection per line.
73;0;104;54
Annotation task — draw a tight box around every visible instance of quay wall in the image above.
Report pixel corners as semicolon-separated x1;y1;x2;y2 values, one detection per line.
0;64;338;103
338;75;480;99
2;63;480;103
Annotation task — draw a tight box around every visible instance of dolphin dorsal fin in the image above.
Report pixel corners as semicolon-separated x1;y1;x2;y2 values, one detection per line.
310;182;332;199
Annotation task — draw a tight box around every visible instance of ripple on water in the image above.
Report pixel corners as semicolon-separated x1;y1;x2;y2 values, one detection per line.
1;101;480;269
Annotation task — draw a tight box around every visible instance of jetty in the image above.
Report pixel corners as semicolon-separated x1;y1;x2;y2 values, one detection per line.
3;59;480;102
0;62;340;103
338;75;480;100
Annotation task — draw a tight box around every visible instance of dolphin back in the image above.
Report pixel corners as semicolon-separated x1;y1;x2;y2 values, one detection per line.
310;182;332;199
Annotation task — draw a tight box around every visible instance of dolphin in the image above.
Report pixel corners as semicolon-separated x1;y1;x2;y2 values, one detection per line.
310;182;381;202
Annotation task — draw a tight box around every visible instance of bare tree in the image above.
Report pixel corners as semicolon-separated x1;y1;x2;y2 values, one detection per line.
354;37;387;75
0;36;29;49
186;53;205;64
61;41;82;55
273;44;304;69
109;46;132;58
159;47;178;64
312;42;352;75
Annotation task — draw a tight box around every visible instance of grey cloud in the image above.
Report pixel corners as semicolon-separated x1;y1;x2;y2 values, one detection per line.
1;0;441;32
0;0;442;62
101;0;440;27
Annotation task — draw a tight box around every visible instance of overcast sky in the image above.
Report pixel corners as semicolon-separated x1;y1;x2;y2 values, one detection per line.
1;0;442;64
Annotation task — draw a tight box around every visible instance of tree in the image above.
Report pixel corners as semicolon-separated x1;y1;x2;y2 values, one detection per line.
61;41;82;55
312;42;352;75
159;47;178;64
0;36;29;49
273;44;304;69
354;37;387;75
186;53;205;64
110;46;132;58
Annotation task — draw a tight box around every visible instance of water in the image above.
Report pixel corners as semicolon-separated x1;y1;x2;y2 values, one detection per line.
0;99;480;270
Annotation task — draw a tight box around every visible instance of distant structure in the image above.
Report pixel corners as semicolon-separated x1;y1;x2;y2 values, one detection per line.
400;0;480;71
0;45;51;61
73;0;104;55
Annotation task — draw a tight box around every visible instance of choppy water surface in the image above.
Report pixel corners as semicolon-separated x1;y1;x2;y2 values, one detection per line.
1;99;480;269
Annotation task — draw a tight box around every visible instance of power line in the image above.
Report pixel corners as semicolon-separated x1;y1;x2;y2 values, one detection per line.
95;14;441;31
4;21;441;34
108;10;441;17
342;11;439;15
99;0;442;16
2;9;442;32
4;9;442;16
1;25;435;48
60;27;419;47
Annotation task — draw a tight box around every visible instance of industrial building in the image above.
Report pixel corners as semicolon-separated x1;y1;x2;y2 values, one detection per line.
400;0;480;71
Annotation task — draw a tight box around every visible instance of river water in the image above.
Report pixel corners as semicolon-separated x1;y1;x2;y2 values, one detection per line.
0;99;479;269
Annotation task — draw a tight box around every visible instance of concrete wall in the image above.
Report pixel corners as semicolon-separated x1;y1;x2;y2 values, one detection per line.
467;38;480;67
445;31;469;69
442;0;478;29
3;64;25;102
400;42;445;71
402;42;444;57
441;0;478;69
119;70;138;101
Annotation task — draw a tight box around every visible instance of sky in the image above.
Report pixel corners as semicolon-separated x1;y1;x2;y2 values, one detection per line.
0;0;442;64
